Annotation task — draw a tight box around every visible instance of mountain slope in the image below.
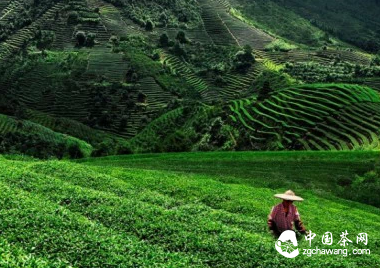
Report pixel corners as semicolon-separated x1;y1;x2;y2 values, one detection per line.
0;113;92;158
231;0;380;52
0;0;380;157
228;84;380;150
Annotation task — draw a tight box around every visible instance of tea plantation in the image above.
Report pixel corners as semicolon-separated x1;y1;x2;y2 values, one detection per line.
1;0;380;266
0;151;379;267
1;0;380;156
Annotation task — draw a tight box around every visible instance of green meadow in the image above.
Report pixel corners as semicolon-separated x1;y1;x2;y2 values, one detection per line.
0;151;379;267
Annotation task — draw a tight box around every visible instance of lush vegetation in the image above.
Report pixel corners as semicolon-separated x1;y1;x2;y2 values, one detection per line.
228;84;380;151
78;151;380;207
0;151;378;266
0;113;92;159
230;0;329;47
1;0;380;158
1;2;380;266
103;0;202;29
0;0;60;42
231;0;380;52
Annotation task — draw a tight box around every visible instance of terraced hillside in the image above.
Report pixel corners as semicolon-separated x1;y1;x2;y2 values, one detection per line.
24;109;128;150
196;0;274;49
230;0;380;52
0;113;92;158
1;1;380;266
0;1;65;63
229;84;380;150
1;0;380;156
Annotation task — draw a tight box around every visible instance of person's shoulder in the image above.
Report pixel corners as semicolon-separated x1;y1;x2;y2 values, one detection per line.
273;203;282;209
292;204;300;214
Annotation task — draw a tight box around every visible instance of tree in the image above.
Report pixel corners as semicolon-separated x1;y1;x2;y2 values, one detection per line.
119;115;128;131
86;32;96;47
176;30;188;44
137;91;147;103
145;20;154;31
372;54;380;66
178;11;189;23
36;30;55;51
91;141;111;157
99;111;112;127
67;11;79;24
239;45;254;62
234;45;255;71
109;35;119;47
131;72;139;83
75;31;86;46
159;33;170;47
159;12;168;27
164;130;191;152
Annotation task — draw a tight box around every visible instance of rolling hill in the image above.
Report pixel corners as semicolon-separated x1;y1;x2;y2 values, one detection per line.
0;1;380;267
0;0;380;157
230;0;380;52
0;151;379;267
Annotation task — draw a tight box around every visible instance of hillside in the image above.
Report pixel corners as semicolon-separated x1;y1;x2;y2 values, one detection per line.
0;0;380;157
1;2;379;267
0;113;92;158
230;0;380;52
0;152;379;267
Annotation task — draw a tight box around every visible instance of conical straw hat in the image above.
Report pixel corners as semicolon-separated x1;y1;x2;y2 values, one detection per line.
274;190;304;201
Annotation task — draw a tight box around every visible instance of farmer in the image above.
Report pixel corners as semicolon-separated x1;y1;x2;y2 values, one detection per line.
268;190;307;237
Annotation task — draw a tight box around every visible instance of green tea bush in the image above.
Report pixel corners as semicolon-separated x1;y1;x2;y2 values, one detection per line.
265;39;297;52
0;131;88;159
343;171;380;207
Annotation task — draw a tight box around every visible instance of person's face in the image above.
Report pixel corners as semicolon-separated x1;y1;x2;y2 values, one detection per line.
283;200;293;206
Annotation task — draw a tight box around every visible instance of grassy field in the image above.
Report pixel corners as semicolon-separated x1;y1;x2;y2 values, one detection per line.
78;151;378;192
0;151;379;267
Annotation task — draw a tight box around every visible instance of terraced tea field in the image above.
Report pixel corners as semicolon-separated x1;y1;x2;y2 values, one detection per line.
25;109;124;147
160;50;212;99
0;2;65;64
86;47;129;82
198;0;273;49
363;77;380;92
219;63;264;99
1;151;379;267
1;0;380;155
229;84;380;150
0;1;23;23
0;114;92;157
128;107;184;152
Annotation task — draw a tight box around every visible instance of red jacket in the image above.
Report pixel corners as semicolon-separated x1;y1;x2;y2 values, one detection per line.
268;203;306;235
